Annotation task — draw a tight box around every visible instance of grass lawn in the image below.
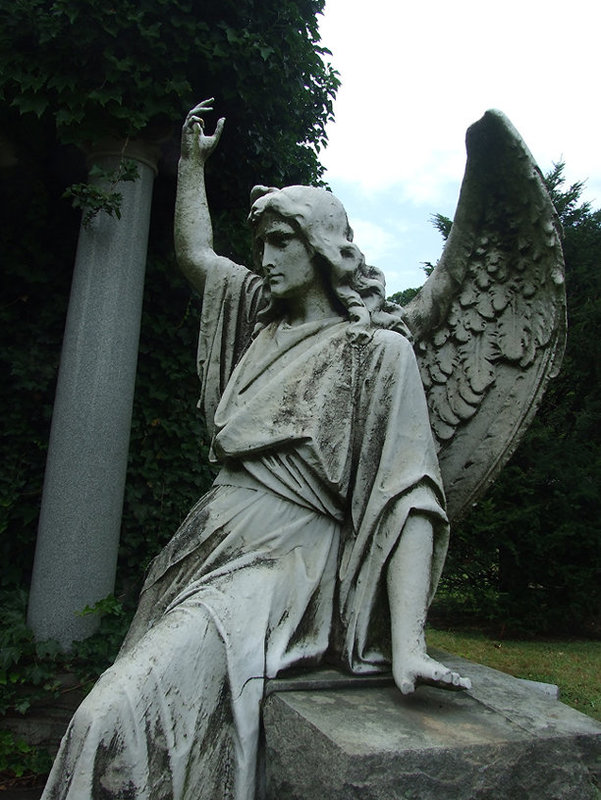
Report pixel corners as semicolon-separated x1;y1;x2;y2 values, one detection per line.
427;626;601;723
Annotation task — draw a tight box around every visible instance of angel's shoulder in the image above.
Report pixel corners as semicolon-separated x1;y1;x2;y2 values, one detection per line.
369;328;415;359
353;328;418;378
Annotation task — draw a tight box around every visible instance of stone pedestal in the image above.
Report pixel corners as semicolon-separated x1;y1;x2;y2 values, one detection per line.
28;141;158;648
263;650;601;799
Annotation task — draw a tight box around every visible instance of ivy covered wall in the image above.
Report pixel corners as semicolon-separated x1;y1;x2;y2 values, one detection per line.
0;0;339;602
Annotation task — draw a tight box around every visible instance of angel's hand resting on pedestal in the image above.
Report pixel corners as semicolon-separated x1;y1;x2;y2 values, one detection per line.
392;650;472;695
387;513;472;695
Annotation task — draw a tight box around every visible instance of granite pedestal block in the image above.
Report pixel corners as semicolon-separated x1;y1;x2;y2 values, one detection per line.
263;650;601;800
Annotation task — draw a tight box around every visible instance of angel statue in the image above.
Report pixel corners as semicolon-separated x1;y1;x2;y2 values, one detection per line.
41;99;565;800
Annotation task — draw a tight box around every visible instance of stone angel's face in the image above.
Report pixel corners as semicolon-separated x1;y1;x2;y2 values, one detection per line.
254;213;318;301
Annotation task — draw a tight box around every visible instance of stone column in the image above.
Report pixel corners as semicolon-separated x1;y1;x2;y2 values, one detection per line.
28;141;159;648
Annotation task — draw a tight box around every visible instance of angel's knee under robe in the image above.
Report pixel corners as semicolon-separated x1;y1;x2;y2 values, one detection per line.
42;264;449;800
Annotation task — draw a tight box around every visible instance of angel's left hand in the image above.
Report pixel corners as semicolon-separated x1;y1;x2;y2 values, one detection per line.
393;651;472;695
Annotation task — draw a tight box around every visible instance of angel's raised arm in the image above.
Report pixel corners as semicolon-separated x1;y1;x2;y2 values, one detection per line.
174;100;226;294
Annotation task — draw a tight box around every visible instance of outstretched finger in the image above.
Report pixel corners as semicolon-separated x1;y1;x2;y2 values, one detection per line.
189;98;214;116
435;671;471;690
212;116;226;142
457;675;472;690
185;101;214;128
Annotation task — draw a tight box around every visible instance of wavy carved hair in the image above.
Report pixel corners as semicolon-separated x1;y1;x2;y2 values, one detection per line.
247;185;410;341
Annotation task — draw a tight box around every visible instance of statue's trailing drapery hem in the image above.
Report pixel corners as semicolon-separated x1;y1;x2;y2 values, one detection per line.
43;481;341;800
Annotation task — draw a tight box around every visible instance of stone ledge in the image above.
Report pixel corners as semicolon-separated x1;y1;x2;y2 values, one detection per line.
263;650;601;800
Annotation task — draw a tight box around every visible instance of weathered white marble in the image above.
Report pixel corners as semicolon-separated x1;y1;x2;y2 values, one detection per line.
41;102;565;799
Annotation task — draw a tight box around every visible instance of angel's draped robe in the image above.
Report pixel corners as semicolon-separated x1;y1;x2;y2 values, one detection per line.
41;261;449;800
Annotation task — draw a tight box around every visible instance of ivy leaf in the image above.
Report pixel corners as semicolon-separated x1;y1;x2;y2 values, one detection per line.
12;94;49;117
14;698;32;714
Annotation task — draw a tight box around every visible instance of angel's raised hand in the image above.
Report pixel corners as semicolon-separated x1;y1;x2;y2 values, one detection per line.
181;99;225;162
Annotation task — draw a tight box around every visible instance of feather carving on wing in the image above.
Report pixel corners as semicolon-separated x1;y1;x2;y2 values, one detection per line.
402;110;566;522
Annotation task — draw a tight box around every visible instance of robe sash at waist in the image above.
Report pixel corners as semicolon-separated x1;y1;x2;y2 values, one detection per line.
214;457;345;522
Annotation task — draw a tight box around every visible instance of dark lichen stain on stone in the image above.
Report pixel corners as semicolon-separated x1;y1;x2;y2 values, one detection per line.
92;733;142;799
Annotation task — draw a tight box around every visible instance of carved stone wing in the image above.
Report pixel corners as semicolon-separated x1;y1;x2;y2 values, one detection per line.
403;110;566;523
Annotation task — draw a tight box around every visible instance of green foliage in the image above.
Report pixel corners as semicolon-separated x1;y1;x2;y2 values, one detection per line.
438;164;601;636
431;212;452;241
0;589;132;779
1;0;338;597
0;590;130;715
0;730;53;780
63;159;139;226
0;0;338;186
0;136;76;590
415;213;452;276
388;287;421;306
0;590;62;716
69;597;134;681
78;594;126;619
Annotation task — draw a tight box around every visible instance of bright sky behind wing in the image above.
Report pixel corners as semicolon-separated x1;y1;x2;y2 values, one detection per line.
319;0;601;294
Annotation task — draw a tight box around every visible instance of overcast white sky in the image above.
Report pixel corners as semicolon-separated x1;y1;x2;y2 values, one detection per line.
318;0;601;294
